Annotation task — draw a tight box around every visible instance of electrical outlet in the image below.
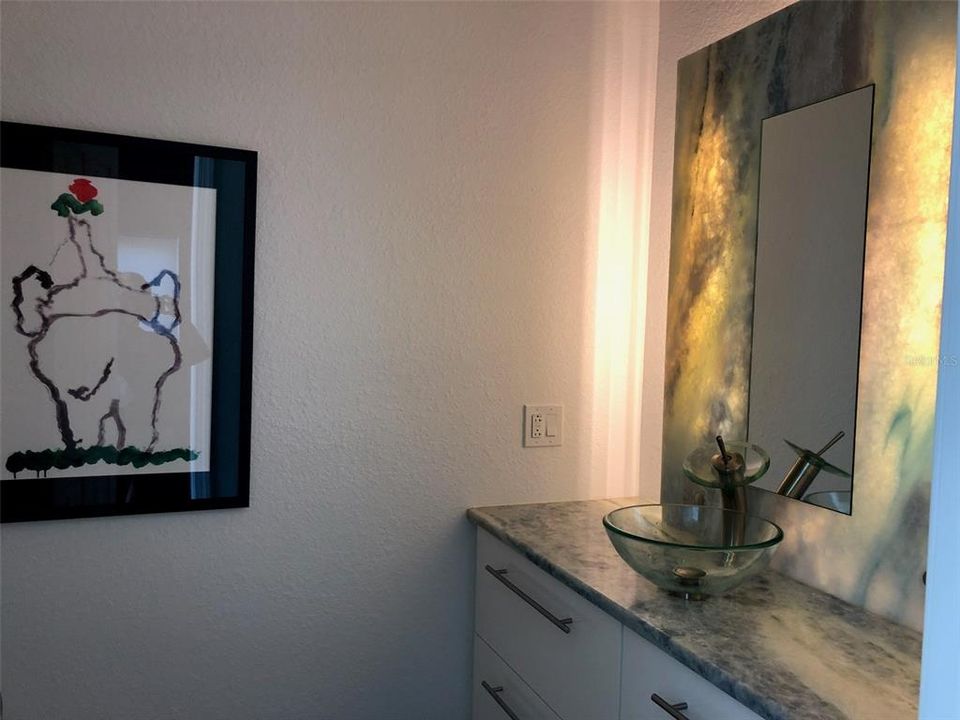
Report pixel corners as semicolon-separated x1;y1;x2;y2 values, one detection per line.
531;411;545;438
524;404;562;447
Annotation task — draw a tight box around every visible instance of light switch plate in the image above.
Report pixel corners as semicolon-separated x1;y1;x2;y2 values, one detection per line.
524;404;562;447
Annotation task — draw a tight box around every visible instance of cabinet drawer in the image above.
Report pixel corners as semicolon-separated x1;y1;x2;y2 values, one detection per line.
475;528;621;720
620;628;762;720
474;635;562;720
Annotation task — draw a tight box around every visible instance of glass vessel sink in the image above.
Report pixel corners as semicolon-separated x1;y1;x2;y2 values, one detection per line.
603;504;784;599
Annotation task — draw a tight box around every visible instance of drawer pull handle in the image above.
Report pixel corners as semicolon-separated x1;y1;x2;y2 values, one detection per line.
481;680;522;720
485;565;573;634
651;693;691;719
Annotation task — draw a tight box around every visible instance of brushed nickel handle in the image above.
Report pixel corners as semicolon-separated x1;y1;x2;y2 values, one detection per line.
482;680;521;720
485;565;573;633
651;693;691;719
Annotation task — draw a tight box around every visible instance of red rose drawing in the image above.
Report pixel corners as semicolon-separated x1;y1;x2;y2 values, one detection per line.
69;178;98;203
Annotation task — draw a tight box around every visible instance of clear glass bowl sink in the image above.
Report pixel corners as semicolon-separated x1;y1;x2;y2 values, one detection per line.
603;504;784;599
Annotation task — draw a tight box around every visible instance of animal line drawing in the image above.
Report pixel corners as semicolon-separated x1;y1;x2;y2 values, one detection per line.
6;178;198;477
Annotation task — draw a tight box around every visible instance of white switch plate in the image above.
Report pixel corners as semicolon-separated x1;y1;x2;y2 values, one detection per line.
524;404;562;447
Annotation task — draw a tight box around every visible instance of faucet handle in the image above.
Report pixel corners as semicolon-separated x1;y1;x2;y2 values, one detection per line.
710;434;745;479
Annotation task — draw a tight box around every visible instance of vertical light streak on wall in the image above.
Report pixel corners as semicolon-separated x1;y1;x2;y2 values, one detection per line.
665;117;744;450
589;2;659;499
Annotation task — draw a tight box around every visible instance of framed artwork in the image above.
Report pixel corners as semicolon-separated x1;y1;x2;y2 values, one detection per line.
0;122;256;522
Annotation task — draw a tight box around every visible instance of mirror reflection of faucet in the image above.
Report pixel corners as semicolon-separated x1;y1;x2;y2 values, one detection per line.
776;431;851;500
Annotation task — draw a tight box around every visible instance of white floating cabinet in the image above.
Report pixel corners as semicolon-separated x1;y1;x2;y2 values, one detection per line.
475;528;622;720
473;636;562;720
472;528;766;720
620;627;763;720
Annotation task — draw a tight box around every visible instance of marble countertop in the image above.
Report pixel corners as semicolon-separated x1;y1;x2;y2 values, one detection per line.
467;498;922;720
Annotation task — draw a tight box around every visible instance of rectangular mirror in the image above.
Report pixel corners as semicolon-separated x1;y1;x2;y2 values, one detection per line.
748;85;875;514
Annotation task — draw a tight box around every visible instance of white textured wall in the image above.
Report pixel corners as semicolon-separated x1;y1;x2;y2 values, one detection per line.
0;2;659;719
639;0;796;499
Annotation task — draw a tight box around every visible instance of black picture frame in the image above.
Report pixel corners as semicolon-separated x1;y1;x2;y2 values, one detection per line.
0;122;256;522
